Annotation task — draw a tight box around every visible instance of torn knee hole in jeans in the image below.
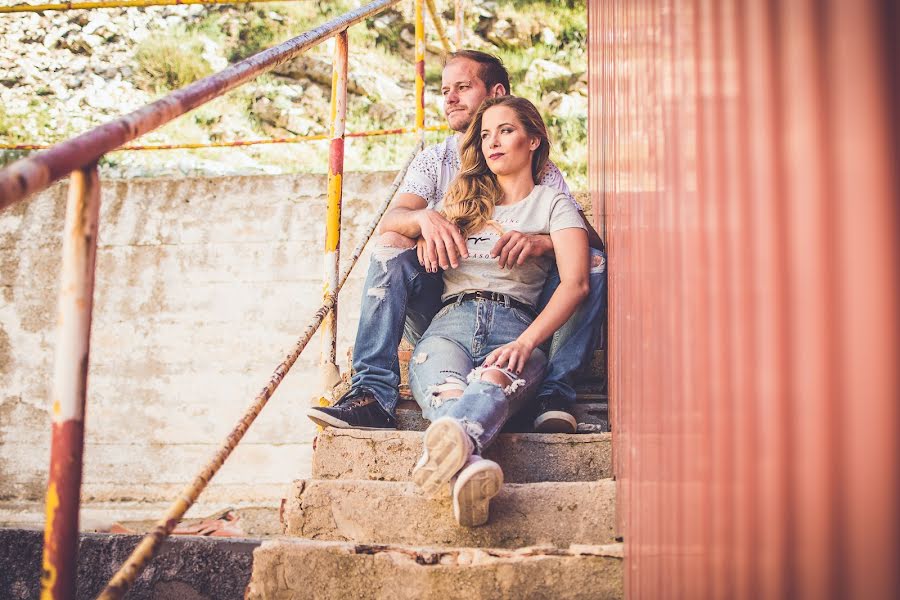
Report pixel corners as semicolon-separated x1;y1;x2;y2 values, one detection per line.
424;377;466;408
458;419;484;442
372;244;407;273
467;366;527;395
367;285;388;301
590;254;607;274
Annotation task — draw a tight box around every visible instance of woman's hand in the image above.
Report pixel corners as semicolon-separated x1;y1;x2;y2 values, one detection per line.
483;338;535;374
416;237;435;273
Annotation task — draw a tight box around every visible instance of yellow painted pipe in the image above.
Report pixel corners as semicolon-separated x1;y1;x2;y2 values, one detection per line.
0;0;291;14
0;125;449;152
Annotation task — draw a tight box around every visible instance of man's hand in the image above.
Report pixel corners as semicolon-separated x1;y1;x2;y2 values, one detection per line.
490;231;553;269
416;210;468;272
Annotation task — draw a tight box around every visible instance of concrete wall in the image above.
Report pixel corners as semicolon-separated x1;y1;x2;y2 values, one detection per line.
0;172;396;507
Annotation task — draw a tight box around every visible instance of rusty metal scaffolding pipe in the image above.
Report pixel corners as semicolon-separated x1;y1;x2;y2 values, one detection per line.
0;0;402;211
0;0;291;13
96;145;420;600
0;125;450;152
426;0;453;53
319;29;348;392
40;164;101;600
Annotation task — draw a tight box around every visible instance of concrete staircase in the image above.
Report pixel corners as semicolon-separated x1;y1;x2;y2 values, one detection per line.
246;363;622;599
0;352;616;598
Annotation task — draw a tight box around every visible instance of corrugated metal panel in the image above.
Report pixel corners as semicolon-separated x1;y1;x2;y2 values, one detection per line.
588;1;900;598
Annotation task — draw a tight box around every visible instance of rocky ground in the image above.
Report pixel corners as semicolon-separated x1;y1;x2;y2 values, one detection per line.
0;0;589;184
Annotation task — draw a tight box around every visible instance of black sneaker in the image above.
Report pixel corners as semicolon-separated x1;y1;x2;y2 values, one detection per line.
533;396;577;434
307;389;397;430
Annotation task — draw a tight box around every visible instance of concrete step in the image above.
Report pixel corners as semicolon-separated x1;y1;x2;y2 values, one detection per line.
312;429;612;484
395;400;609;432
246;539;623;599
282;479;616;549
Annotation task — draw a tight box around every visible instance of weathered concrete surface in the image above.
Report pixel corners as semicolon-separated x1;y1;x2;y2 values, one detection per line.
283;479;617;548
312;429;612;483
0;172;397;507
246;539;624;599
0;527;259;599
0;502;282;537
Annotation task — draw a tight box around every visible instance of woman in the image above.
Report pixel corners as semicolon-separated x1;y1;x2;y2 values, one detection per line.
405;96;590;527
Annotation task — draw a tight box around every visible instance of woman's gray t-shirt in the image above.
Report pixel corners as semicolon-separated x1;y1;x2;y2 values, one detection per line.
441;184;586;308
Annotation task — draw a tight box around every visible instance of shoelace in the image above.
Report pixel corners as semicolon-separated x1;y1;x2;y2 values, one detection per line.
338;392;372;408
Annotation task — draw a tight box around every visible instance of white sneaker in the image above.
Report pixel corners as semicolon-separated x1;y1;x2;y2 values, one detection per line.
452;456;503;527
412;417;475;497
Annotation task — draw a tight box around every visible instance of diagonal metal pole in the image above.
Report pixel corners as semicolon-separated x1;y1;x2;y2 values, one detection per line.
425;0;454;53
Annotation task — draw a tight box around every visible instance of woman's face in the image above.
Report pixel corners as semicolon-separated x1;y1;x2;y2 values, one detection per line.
480;105;539;178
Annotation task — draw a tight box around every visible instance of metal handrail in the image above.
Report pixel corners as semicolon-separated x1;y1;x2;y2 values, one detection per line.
0;0;402;210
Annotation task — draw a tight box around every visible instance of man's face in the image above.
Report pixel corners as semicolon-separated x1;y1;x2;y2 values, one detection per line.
441;58;490;132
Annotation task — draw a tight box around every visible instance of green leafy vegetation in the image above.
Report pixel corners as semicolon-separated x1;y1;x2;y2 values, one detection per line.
0;105;11;138
5;1;589;187
134;27;214;91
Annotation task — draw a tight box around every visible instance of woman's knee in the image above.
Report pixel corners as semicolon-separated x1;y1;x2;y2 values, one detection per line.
367;234;422;284
469;349;547;393
478;368;514;387
468;365;525;395
416;374;467;417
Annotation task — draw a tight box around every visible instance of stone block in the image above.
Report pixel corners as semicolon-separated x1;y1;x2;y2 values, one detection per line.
247;539;623;600
312;429;612;483
282;479;616;548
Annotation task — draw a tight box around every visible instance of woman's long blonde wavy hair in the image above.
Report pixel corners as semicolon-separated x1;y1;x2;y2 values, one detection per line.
442;96;550;237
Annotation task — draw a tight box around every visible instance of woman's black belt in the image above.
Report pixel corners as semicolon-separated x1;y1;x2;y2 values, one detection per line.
442;291;537;319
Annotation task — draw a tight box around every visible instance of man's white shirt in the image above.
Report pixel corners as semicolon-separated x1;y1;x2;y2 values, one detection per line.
397;134;580;211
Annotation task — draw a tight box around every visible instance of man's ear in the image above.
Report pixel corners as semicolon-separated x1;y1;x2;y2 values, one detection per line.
488;83;507;97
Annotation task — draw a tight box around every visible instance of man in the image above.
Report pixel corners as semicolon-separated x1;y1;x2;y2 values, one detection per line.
307;50;606;434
